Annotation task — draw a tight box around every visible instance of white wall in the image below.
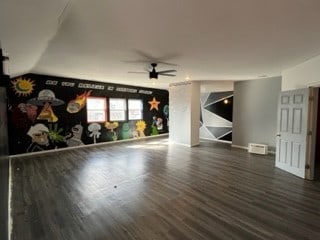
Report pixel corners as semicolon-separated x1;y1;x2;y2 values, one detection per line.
282;54;320;91
169;81;200;147
200;80;234;93
190;82;200;146
232;77;281;151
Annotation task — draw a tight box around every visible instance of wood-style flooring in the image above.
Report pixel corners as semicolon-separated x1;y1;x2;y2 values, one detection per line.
10;137;320;240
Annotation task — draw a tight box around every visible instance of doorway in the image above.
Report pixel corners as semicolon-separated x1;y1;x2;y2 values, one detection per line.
314;88;320;180
0;87;9;240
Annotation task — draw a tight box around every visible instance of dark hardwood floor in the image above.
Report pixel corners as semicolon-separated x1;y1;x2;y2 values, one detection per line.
10;137;320;240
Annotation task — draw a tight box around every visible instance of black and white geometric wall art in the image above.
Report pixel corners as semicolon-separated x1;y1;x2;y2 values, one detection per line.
200;91;233;142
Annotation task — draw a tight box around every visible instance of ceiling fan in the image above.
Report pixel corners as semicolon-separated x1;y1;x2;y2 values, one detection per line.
128;63;177;80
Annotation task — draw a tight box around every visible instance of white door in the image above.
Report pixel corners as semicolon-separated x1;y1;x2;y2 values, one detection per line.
275;88;310;178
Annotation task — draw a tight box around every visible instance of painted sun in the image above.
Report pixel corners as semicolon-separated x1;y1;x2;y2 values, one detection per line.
11;77;35;97
136;120;146;132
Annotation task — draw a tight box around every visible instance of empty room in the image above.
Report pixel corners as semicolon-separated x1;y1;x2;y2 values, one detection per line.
1;1;320;239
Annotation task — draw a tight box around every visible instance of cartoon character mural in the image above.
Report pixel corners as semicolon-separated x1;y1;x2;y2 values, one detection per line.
10;77;38;128
66;123;84;147
27;123;53;152
11;77;35;97
9;102;37;128
150;116;163;135
17;103;38;123
67;90;92;113
88;123;101;143
28;89;64;123
156;117;163;130
151;125;158;135
151;116;163;130
163;104;169;128
7;74;169;155
151;116;159;135
105;121;119;141
121;122;130;139
48;124;65;146
135;120;146;137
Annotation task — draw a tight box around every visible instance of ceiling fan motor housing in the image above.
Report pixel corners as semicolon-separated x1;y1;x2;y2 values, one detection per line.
149;71;158;79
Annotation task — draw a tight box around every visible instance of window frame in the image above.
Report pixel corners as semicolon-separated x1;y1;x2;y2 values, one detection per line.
128;99;143;120
86;97;107;123
109;98;127;121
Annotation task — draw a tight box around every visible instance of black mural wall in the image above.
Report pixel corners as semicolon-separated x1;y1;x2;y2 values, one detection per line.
7;74;169;155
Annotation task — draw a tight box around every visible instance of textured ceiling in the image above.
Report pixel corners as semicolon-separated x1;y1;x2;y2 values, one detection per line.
1;0;320;89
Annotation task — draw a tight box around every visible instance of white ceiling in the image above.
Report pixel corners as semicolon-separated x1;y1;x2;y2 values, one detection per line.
1;0;320;89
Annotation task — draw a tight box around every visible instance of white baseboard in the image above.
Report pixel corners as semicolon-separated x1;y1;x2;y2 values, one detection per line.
268;150;276;155
231;144;248;150
9;133;169;158
169;141;200;147
232;144;276;155
200;137;232;144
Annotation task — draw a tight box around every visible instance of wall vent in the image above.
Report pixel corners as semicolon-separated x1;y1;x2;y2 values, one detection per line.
248;143;268;155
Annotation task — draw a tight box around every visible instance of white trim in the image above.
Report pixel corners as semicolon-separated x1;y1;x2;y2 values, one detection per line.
307;80;320;87
268;150;276;155
231;144;248;150
232;144;275;155
9;134;169;158
169;81;192;87
200;137;231;144
169;140;200;147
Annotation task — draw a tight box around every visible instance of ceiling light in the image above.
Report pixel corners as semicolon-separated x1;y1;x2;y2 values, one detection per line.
223;99;229;104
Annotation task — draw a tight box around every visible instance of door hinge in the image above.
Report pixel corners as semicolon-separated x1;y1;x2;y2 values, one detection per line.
305;164;310;170
307;130;312;136
309;96;314;101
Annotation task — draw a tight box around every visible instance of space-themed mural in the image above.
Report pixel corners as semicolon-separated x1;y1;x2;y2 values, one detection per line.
7;74;169;155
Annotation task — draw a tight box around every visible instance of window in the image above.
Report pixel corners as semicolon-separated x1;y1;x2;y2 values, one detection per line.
128;99;143;120
109;98;127;121
86;97;106;122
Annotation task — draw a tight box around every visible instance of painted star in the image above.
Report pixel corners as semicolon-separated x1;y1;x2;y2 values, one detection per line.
148;97;160;111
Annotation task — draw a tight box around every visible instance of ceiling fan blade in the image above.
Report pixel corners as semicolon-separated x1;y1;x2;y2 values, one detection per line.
157;69;177;74
131;50;179;66
157;61;179;66
123;60;152;64
133;50;156;61
144;66;152;72
158;73;176;77
128;71;148;74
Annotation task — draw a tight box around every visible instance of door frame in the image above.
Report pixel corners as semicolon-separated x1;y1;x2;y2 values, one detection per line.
305;87;318;180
